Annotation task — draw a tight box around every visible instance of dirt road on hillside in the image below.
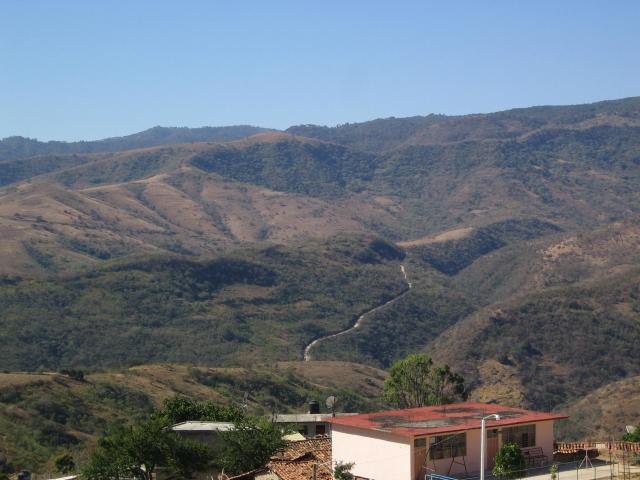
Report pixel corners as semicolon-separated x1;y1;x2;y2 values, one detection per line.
303;264;412;361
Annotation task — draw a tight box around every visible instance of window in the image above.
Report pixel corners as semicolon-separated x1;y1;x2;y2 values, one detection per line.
315;424;326;436
502;425;536;448
414;437;427;448
429;433;466;459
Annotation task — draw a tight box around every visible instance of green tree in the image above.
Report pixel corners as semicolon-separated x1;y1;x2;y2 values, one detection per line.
54;453;75;474
219;417;288;475
334;462;355;480
83;416;211;480
622;426;640;442
382;354;467;408
157;395;245;424
492;443;526;480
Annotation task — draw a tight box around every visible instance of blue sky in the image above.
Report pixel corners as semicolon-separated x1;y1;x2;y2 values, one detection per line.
1;1;639;141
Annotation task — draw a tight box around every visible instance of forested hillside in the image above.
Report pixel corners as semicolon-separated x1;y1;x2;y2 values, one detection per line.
0;125;273;162
0;236;407;369
0;362;385;470
1;97;640;468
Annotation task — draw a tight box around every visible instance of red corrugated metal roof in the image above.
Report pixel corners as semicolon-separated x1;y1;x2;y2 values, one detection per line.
330;402;567;438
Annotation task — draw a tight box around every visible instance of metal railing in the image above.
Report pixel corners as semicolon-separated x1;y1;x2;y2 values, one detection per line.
425;458;638;480
429;474;460;480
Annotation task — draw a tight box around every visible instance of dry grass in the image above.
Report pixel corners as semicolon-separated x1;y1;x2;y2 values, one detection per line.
0;167;373;274
90;365;227;405
0;372;57;388
397;227;474;248
469;359;525;406
559;375;640;440
278;361;387;398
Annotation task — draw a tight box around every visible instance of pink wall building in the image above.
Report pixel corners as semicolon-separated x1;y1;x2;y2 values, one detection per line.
331;402;566;480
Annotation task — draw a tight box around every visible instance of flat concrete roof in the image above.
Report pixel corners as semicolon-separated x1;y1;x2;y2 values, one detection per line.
330;402;567;438
273;413;358;423
171;421;235;432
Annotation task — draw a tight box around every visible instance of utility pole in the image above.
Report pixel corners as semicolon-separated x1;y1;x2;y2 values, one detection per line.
480;414;501;480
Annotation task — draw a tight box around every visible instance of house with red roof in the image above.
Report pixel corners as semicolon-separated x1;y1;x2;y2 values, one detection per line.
227;437;332;480
330;402;567;480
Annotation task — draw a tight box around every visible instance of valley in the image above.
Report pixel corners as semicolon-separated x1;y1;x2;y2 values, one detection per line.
1;97;639;470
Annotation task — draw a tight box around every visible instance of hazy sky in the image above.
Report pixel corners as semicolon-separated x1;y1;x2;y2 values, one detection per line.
1;0;639;141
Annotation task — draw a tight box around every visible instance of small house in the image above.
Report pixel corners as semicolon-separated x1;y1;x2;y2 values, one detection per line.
330;401;567;480
228;437;332;480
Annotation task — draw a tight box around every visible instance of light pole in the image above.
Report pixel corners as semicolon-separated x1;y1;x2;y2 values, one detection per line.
480;414;501;480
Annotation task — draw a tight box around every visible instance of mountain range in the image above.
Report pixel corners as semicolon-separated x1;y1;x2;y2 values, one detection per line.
1;97;639;468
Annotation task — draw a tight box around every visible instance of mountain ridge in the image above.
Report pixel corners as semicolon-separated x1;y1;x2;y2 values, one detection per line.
1;96;639;464
0;125;276;162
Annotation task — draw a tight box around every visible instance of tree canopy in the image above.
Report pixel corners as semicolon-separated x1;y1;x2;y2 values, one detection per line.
83;396;288;479
382;354;467;408
492;443;526;480
334;462;355;480
219;417;288;475
157;395;245;424
621;426;640;442
82;416;211;480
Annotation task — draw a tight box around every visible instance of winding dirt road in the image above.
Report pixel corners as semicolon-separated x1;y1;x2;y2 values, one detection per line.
303;264;412;361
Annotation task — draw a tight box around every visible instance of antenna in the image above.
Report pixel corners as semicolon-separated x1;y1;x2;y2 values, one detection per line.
326;396;338;417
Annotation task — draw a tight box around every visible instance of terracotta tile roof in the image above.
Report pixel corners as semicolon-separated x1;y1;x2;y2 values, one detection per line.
228;437;333;480
270;438;332;480
269;453;333;480
271;437;331;461
330;401;568;438
226;468;269;479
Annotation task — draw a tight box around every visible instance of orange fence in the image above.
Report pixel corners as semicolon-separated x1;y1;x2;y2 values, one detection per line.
554;441;640;454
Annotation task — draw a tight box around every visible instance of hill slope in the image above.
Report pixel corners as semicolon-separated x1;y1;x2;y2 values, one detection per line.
0;236;408;370
1;97;640;459
288;96;640;151
2;107;640;274
0;362;385;471
0;125;274;162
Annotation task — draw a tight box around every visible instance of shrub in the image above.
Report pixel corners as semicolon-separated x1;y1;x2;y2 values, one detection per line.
492;443;526;480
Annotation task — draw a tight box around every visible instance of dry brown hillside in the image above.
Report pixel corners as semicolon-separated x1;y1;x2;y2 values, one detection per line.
557;376;640;440
2;98;640;467
0;362;385;470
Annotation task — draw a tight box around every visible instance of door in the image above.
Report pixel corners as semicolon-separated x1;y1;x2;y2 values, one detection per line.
486;429;499;468
413;437;428;480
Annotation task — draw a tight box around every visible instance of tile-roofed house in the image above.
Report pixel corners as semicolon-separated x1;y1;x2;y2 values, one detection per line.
227;438;332;480
270;437;331;462
268;438;332;480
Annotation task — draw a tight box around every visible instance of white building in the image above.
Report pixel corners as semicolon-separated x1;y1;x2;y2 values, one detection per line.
331;402;566;480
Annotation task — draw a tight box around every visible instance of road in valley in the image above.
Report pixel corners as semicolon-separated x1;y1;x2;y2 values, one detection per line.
303;264;412;361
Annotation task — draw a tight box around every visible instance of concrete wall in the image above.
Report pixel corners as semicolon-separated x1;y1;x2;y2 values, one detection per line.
466;428;482;473
333;424;412;480
415;429;482;478
334;421;557;480
416;421;557;479
290;421;330;437
536;420;555;461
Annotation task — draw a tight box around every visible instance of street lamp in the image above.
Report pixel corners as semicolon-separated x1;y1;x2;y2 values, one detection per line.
480;414;501;480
